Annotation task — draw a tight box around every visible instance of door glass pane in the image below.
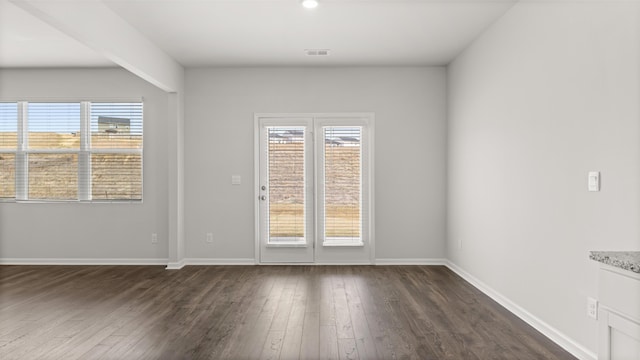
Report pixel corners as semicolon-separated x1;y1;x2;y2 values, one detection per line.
268;127;305;244
324;127;361;243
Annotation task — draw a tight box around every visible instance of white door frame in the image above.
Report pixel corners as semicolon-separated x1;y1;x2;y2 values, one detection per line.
254;113;375;265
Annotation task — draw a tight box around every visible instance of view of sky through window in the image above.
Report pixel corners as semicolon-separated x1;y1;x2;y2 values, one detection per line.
0;102;143;133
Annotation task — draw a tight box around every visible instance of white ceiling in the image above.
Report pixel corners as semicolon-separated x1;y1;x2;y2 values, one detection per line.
0;0;114;67
0;0;518;68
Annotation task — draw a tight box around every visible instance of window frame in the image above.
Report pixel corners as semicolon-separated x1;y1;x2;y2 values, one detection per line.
314;117;371;247
0;99;143;203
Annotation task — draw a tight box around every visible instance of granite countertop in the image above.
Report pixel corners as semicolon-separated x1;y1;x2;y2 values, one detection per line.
590;251;640;274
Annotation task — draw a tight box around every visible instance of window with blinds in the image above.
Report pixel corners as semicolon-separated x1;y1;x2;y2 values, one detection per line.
27;103;81;200
0;101;143;202
322;126;362;245
0;103;18;199
90;103;143;200
267;127;306;244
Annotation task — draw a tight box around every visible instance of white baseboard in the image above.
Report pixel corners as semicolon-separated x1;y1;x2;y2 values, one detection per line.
0;258;168;266
314;261;372;265
165;258;186;270
375;258;448;265
445;261;597;360
184;258;256;266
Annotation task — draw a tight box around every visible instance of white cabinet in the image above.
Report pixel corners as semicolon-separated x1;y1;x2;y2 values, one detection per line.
597;265;640;360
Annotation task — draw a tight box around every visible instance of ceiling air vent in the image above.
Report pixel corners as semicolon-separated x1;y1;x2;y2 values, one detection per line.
305;49;330;56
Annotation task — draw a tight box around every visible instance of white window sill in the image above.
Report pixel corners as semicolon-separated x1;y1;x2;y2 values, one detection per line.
266;237;308;247
266;243;308;248
323;239;364;247
2;199;143;204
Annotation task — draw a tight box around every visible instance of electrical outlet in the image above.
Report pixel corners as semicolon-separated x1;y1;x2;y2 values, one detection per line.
151;233;158;244
587;297;598;319
588;171;600;192
206;233;213;243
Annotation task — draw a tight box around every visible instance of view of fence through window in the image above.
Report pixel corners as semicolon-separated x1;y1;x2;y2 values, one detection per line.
0;102;142;201
266;126;362;242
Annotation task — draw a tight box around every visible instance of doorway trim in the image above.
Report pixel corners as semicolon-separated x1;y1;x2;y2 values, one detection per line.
253;113;375;265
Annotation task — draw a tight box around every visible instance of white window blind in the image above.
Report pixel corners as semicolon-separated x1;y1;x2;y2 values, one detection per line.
322;126;362;245
27;103;81;200
267;127;306;244
0;103;17;199
90;102;143;200
0;101;143;202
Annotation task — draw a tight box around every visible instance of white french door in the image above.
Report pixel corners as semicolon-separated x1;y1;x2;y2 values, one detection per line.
258;118;314;263
255;114;373;264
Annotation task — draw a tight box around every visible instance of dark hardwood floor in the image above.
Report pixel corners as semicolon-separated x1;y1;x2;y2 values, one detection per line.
0;265;576;360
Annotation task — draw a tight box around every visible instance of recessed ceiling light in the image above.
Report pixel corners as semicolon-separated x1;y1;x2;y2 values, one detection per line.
301;0;318;9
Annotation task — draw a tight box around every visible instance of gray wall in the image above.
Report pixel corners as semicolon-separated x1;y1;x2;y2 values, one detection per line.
185;67;447;261
0;68;169;261
447;1;640;353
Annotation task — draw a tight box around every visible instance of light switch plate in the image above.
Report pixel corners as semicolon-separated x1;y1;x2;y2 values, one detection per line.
588;171;600;192
231;175;241;185
587;297;598;319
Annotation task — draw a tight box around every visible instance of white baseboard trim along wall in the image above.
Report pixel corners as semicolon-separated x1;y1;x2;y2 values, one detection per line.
445;261;597;360
0;258;169;266
0;258;444;267
184;258;256;266
0;257;594;359
375;258;448;265
165;259;187;270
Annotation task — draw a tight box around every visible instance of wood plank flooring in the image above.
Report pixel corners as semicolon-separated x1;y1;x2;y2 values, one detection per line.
0;265;576;360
